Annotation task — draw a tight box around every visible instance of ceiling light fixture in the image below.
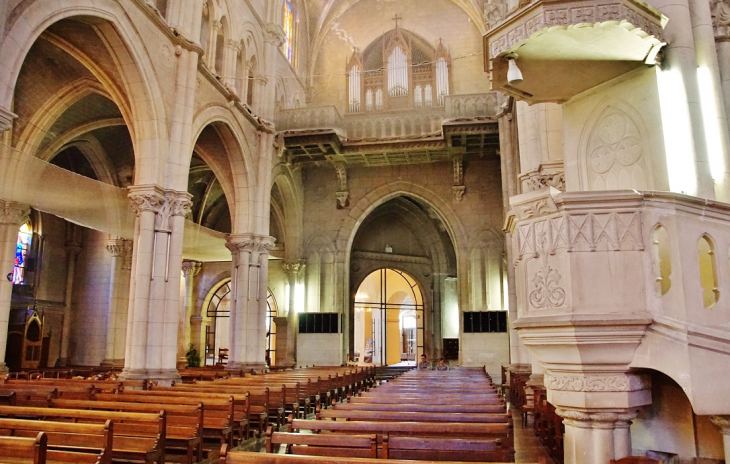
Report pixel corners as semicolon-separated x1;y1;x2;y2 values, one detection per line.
505;53;523;85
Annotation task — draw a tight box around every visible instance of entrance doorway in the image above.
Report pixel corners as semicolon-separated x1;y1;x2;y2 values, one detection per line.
354;268;424;366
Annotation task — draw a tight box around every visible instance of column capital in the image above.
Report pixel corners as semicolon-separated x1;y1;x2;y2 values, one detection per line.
282;259;306;276
555;407;638;426
226;233;276;255
128;186;192;231
711;415;730;433
0;106;17;133
0;200;30;226
181;260;203;277
106;238;133;270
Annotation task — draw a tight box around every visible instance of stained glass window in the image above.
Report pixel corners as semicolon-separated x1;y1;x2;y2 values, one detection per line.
12;222;32;285
282;0;294;62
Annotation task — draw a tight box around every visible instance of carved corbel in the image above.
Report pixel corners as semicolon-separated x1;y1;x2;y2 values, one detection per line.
264;22;286;47
335;164;349;208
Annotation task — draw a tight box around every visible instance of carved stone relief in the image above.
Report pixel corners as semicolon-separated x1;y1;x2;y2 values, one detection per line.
545;373;651;392
586;107;648;191
711;0;730;37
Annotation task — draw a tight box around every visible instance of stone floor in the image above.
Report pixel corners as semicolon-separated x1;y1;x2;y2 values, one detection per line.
512;407;556;463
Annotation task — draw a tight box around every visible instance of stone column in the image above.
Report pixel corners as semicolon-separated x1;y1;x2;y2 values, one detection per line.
710;415;730;461
208;20;221;74
57;226;82;367
224;39;240;90
122;187;192;383
178;260;202;368
558;408;639;463
0;201;29;373
101;238;132;368
653;0;715;198
226;234;275;373
281;260;305;367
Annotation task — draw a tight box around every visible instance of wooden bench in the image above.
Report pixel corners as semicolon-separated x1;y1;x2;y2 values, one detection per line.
0;417;112;464
95;392;234;450
348;395;501;405
265;427;377;458
219;449;546;464
49;398;202;464
332;402;506;414
317;409;511;424
0;432;47;464
0;405;164;464
382;435;511;461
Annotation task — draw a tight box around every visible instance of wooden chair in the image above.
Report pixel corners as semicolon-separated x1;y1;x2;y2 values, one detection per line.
610;458;662;464
218;348;229;365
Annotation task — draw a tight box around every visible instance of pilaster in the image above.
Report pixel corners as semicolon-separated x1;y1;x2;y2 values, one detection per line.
226;233;276;373
0;200;30;373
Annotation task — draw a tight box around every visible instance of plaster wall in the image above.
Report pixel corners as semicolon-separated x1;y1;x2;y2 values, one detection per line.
297;333;343;366
35;214;69;303
460;332;509;381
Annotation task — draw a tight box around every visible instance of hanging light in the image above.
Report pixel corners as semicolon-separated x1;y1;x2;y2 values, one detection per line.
506;53;523;85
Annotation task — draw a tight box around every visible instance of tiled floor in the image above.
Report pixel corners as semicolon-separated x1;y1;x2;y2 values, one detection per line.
513;407;556;464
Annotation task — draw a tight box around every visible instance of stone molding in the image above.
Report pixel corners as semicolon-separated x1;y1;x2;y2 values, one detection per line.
352;250;432;265
545;373;651;392
0;106;18;133
487;0;665;59
181;260;203;278
555;407;638;423
0;200;30;226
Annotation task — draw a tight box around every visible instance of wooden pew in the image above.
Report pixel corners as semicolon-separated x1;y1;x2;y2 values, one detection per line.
0;405;164;464
348;395;501;405
49;398;202;464
265;427;377;459
219;449;546;464
382;435;510;461
0;417;112;464
317;409;511;424
93;392;233;451
332;402;506;414
0;432;47;464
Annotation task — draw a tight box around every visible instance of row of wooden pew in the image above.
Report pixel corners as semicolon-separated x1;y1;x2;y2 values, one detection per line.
0;366;373;463
220;366;546;464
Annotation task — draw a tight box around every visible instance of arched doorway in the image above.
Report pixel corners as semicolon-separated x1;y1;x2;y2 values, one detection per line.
354;268;424;366
202;279;277;367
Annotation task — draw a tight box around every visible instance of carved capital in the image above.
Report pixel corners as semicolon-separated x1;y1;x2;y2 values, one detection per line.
128;187;192;232
555;407;638;424
712;0;730;38
226;233;277;256
0;200;30;226
0;107;17;133
282;260;306;276
264;23;286;46
107;238;133;270
128;186;165;215
546;373;651;392
710;415;730;434
212;20;222;31
181;260;203;278
521;163;566;192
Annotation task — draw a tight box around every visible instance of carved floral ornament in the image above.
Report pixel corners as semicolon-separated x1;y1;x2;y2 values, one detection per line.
555;407;638;423
226;234;276;255
181;260;203;277
546;373;651;392
0;200;30;225
282;261;306;275
128;189;193;232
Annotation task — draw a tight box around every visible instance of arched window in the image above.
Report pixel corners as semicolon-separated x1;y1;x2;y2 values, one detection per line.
282;0;295;62
651;225;671;296
266;290;278;366
13;222;32;285
698;235;719;308
436;57;449;106
388;46;408;97
349;65;361;113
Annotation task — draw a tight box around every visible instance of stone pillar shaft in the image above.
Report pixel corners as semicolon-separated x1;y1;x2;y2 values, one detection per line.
122;187;192;382
281;260;305;367
226;234;275;373
178;260;201;368
0;201;30;373
102;239;131;368
57;242;81;366
558;408;638;464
